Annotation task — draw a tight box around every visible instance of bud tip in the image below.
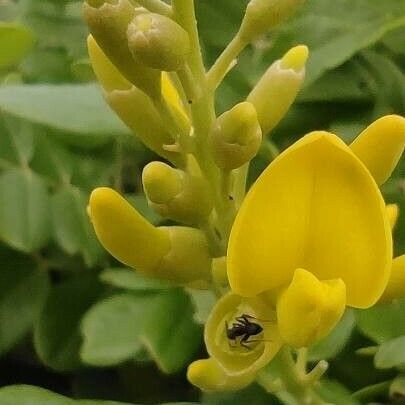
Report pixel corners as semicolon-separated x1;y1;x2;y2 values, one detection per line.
280;45;309;71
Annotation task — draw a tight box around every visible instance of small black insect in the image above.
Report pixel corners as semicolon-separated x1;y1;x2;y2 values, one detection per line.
225;314;264;349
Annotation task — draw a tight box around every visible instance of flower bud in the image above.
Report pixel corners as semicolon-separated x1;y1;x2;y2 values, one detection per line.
277;268;346;348
386;204;399;230
83;0;161;98
142;162;213;225
157;226;212;287
380;255;405;303
205;292;281;377
127;13;190;71
210;102;262;170
350;115;405;186
106;87;185;167
187;358;255;392
239;0;305;42
89;188;211;286
212;257;228;287
247;45;308;136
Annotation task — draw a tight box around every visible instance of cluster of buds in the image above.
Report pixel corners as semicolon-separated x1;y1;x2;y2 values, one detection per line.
83;0;405;396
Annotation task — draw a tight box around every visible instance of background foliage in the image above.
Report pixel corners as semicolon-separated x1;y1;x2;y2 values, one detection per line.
0;0;404;403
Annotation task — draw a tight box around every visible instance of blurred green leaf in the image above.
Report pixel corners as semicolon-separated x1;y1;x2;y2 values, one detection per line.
34;275;104;372
0;168;51;252
126;194;161;226
186;289;216;325
0;252;49;355
0;85;129;147
0;22;35;69
356;300;405;344
81;294;151;367
390;375;405;399
308;309;356;361
316;380;360;405
51;186;103;267
375;336;405;369
0;385;136;404
141;289;202;374
99;268;171;291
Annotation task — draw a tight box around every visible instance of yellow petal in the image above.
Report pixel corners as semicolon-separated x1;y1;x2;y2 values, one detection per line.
228;131;392;308
277;269;346;348
350;115;405;186
386;204;399;231
187;358;255;392
89;187;170;270
205;292;282;377
87;34;131;92
162;72;190;126
380;255;405;302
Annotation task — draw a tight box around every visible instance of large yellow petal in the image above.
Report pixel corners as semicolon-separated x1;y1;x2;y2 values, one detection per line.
350;115;405;186
228;131;392;308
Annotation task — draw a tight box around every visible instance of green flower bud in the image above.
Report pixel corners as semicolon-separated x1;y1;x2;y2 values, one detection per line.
209;102;262;170
157;226;212;288
106;87;185;167
142;162;213;225
247;45;308;135
239;0;305;42
83;0;161;98
127;13;190;71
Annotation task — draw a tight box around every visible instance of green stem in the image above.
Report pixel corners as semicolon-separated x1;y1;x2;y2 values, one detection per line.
136;0;172;16
275;347;329;405
352;381;391;402
207;33;248;90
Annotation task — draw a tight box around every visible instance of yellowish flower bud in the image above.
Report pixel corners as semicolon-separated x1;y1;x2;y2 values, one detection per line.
187;358;255;392
209;102;262;170
212;257;228;287
87;34;131;92
277;269;346;348
247;45;308;136
89;187;171;271
83;0;161;98
350;115;405;186
386;204;399;230
106;87;185;167
89;188;212;286
239;0;305;42
380;255;405;302
142;162;213;225
127;13;190;71
205;292;282;378
156;226;212;287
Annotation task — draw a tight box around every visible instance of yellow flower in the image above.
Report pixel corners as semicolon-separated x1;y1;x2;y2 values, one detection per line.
228;115;405;348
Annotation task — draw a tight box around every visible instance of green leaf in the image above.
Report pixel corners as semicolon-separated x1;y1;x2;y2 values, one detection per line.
356;299;405;344
99;268;171;291
80;294;150;367
375;336;405;369
141;289;202;374
390;375;405;399
316;380;360;405
0;385;73;405
51;186;103;267
34;275;103;372
0;385;135;405
0;252;49;355
81;289;201;373
0;22;35;69
0;168;51;253
186;288;216;325
308;309;355;361
0;85;129;146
